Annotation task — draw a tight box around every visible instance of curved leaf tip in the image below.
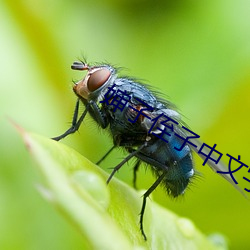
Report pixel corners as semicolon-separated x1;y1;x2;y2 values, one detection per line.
17;127;227;250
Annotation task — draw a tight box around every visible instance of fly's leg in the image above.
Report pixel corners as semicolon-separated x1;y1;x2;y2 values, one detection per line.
107;143;146;184
133;160;141;189
88;100;107;129
140;172;166;240
96;145;116;165
52;99;108;141
52;99;88;141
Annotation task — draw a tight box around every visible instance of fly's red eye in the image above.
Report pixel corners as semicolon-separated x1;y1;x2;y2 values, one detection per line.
87;68;111;92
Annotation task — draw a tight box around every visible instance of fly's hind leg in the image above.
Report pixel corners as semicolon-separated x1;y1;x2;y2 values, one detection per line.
140;172;166;240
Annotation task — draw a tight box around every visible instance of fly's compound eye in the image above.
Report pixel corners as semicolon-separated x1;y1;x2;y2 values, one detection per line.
87;68;111;92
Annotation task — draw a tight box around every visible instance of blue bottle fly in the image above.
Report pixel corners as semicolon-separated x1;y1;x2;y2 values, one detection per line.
52;60;242;240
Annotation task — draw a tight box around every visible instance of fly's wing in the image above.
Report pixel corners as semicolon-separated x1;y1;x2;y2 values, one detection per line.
135;93;247;198
191;139;248;198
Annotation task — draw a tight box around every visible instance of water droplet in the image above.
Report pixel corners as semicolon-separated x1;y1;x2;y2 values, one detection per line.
177;217;196;238
71;170;110;209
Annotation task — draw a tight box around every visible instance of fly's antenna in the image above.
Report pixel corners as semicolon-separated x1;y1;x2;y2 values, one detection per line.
71;61;89;71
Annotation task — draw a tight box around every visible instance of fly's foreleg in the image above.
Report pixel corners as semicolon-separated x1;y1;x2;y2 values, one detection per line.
52;99;88;141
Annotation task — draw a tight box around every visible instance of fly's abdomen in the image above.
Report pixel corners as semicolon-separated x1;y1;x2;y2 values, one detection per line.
136;130;194;197
161;131;194;197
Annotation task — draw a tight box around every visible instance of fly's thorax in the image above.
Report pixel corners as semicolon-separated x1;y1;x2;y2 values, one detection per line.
73;64;117;101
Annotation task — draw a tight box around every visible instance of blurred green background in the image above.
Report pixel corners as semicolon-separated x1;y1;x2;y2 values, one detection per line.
1;0;250;249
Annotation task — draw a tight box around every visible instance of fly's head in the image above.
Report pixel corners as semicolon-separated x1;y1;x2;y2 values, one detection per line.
72;61;116;101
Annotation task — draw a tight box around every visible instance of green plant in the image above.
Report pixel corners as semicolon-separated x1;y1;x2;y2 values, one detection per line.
18;126;227;250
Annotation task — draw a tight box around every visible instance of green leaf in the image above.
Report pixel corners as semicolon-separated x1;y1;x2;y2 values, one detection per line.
19;128;227;250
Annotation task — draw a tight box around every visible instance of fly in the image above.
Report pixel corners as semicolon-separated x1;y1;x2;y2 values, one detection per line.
52;60;243;240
